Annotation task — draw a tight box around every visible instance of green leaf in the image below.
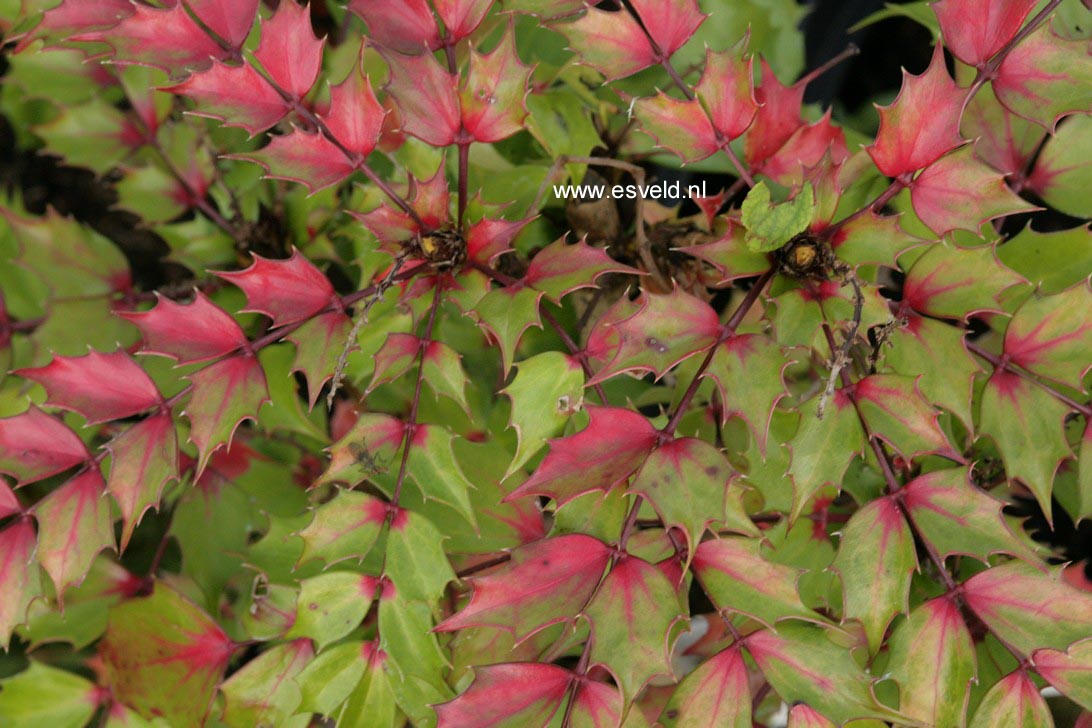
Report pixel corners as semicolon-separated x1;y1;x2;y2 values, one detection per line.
887;596;976;728
0;516;39;649
32;469;115;601
220;639;313;728
1028;114;1092;217
704;334;790;454
285;571;376;650
854;374;959;461
295;641;369;717
336;642;401;728
1003;284;1092;390
315;413;404;489
969;672;1054;728
831;497;917;654
585;555;685;705
34;98;135;174
406;425;478;528
741;181;814;253
503;351;585;476
526;89;601;182
788;390;867;520
471;286;543;373
0;662;99;728
996;225;1092;295
1033;637;1092;711
660;646;751;727
378;592;452;728
385;509;455;605
903;241;1029;319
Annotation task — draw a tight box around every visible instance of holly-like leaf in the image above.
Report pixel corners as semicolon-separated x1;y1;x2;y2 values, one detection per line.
867;45;966;178
383;49;460;147
961;82;1042;178
902;241;1028;320
744;623;908;725
633;91;720;163
432;0;492;42
660;646;751;727
854;374;960;461
887;596;976;728
1033;638;1092;711
184;355;269;476
406;424;478;527
100;582;235;726
787;704;838;728
693;536;824;627
471;285;543;374
931;0;1038;67
1004;284;1092;391
746;58;806;166
630;437;757;560
505;407;658;506
994;23;1092;131
71;3;226;72
465;217;531;265
589;288;721;383
563;0;706;81
704;334;790;454
0;406;89;486
902;466;1040;564
119;291;249;364
979;369;1071;521
0;662;99;728
106;414;178;551
220;638;313;727
910;145;1038;235
187;0;259;50
254;0;323;99
346;0;441;54
230;127;355;194
298;489;388;567
32;0;135;40
322;59;386;159
436;534;613;639
831;496;917;653
962;561;1092;653
288;311;354;409
32;470;114;600
17;349;161;425
216;249;338;327
969;671;1054;728
788;391;867;520
524;237;639;304
0;520;39;650
584;555;684;704
164;61;290;135
460;30;530;144
758;113;849;186
285;572;376;650
295;640;368;717
385;509;455;604
740;181;815;253
1028;114;1092;218
502;351;586;477
316;412;405;489
434;663;571;727
695;46;760;142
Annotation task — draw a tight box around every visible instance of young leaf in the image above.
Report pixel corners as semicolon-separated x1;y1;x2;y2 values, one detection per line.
297;489;388;567
460;30;531;144
184;354;269;477
433;0;493;42
746;58;806;166
633;91;720;163
931;0;1038;67
220;638;313;727
16;349;161;425
1004;284;1092;391
831;496;917;653
435;534;613;639
969;671;1054;728
106;415;178;551
901;466;1040;564
502;351;585;477
346;0;441;54
692;536;825;627
962;561;1092;653
465;218;532;266
867;45;965;178
0;406;90;486
216;249;338;327
0;520;39;650
524;237;639;304
740;181;814;253
322;59;386;159
853;374;960;461
659;646;751;728
994;23;1092;131
230;127;355;194
584;555;684;704
254;0;324;99
71;4;226;72
164;61;290;135
1033;638;1092;712
695;47;760;142
434;663;571;728
119;291;249;364
187;0;259;50
887;596;976;727
505;407;658;506
32;469;113;599
383;49;461;147
100;583;235;726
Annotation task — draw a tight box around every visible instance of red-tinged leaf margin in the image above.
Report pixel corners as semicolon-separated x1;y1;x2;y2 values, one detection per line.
0;405;90;486
0;519;39;649
524;237;641;304
253;0;324;100
118;291;249;364
215;249;338;327
434;662;571;727
163;61;290;136
932;0;1039;67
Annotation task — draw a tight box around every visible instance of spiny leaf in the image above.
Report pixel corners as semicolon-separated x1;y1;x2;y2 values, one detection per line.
459;29;531;144
887;596;976;728
969;671;1054;728
285;573;376;650
216;249;338;327
692;536;825;627
962;561;1092;653
297;489;388;567
502;352;585;476
1027;114;1092;218
788;390;867;520
505;407;658;506
465;217;532;265
377;593;454;722
931;0;1038;67
383;49;460;147
71;3;226;72
746;58;806;166
787;704;837;728
831;496;917;654
295;640;368;717
0;520;39;650
695;46;760;142
254;0;323;99
184;354;269;477
322;58;386;159
346;0;441;54
978;369;1071;522
165;61;290;136
961;81;1042;177
659;646;751;727
432;0;493;42
741;181;815;253
902;241;1028;320
187;0;259;50
471;285;543;374
584;555;684;705
633;91;720;163
288;311;354;410
853;374;960;461
434;663;570;728
744;622;908;725
435;534;613;639
229;127;355;194
32;469;114;600
119;291;249;364
0;406;90;486
315;413;405;489
100;582;235;727
16;349;160;424
994;23;1092;131
220;639;313;727
1033;638;1092;712
406;424;478;527
524;237;639;304
1004;284;1092;391
385;508;455;604
867;45;966;177
901;466;1040;564
757;112;849;186
106;413;178;551
704;334;790;454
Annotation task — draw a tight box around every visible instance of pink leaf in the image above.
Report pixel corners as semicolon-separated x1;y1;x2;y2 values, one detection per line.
254;0;324;99
165;61;290;136
466;217;531;265
694;46;759;142
505;407;658;505
661;646;751;726
435;663;571;727
436;534;613;639
902;242;1028;320
188;0;260;49
1004;283;1092;390
32;469;114;599
633;91;719;163
322;60;386;158
0;520;38;649
288;311;354;409
853;374;960;461
994;24;1092;130
368;333;421;392
106;414;178;551
932;0;1039;67
970;671;1054;726
216;249;338;327
16;349;161;424
433;0;494;43
72;4;226;73
460;29;531;143
184;355;269;477
757;112;848;185
867;46;966;178
383;49;461;147
910;145;1037;235
33;0;134;40
347;0;441;54
229;126;355;193
119;291;248;364
525;237;640;303
745;58;806;166
1032;639;1092;712
0;406;90;486
961;84;1042;177
0;483;19;520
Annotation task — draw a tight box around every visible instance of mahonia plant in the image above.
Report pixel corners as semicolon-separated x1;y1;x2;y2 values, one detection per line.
0;0;1091;725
